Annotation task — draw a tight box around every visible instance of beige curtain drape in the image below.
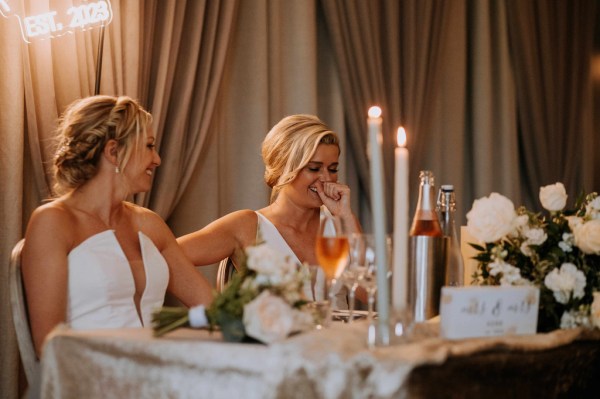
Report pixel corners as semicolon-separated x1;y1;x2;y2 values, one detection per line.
140;1;239;219
321;0;469;227
2;1;110;394
466;0;521;205
505;0;596;208
1;7;26;398
17;0;240;218
397;1;470;218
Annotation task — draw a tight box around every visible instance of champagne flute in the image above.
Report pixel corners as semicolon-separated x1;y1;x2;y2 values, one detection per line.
340;233;368;323
315;214;350;310
357;238;377;324
355;234;393;345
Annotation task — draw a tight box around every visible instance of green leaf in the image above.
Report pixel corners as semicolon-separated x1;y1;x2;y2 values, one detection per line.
216;312;247;342
469;242;485;251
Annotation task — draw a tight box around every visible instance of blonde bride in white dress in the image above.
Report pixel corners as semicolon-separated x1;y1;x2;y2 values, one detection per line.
178;114;361;309
21;95;213;357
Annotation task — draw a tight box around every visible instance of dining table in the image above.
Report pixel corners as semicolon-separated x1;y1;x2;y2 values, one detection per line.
39;320;600;398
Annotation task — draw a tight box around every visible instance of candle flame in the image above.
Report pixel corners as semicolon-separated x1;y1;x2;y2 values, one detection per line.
397;127;407;147
368;106;382;118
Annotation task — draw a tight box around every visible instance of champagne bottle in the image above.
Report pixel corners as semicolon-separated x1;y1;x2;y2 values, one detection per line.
437;185;464;286
409;171;443;237
408;171;445;322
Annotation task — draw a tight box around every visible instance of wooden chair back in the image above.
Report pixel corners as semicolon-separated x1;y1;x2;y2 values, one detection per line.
215;257;237;293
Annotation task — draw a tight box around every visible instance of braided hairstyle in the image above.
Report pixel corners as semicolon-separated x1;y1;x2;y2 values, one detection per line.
53;95;152;194
261;114;339;202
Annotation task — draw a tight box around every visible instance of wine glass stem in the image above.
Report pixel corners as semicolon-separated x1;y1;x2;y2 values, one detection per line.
367;289;375;324
327;278;336;303
348;285;357;323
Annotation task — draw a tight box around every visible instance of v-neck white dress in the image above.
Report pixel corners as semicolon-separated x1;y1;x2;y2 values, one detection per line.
66;230;169;329
256;212;348;310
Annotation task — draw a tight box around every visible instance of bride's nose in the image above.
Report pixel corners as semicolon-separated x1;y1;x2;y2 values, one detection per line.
319;169;334;182
153;151;162;167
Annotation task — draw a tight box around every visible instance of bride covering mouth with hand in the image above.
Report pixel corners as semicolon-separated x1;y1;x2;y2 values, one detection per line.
178;114;361;309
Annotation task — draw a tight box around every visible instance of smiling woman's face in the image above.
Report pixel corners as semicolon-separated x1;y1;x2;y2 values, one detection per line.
122;126;161;194
285;143;340;207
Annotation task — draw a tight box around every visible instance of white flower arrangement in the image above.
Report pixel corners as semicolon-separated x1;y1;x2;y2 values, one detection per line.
466;182;600;331
153;242;315;343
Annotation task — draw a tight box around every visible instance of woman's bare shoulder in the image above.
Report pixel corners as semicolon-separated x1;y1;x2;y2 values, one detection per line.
123;202;172;245
28;200;76;229
224;209;258;224
24;199;77;251
124;201;162;223
216;209;257;237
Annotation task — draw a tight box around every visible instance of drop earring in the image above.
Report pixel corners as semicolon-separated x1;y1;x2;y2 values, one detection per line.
115;166;121;174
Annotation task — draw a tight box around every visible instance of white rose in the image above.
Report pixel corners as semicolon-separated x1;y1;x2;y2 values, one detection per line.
539;183;568;211
586;197;600;219
573;219;600;255
559;233;574;253
560;310;577;329
246;244;298;284
560;308;591;329
523;227;547;246
246;244;283;274
488;260;526;286
466;193;518;243
243;291;296;344
519;227;548;257
543;263;586;304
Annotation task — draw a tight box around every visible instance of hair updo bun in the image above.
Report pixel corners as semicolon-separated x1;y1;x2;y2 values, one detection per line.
53;95;151;194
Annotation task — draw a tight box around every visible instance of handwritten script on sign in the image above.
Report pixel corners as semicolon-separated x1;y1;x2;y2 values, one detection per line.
439;286;540;339
0;0;112;43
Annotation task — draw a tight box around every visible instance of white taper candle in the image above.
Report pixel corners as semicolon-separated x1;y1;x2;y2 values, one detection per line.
393;127;409;311
367;106;390;345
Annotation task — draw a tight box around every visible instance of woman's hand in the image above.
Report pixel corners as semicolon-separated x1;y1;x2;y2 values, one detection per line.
315;181;352;218
315;181;361;233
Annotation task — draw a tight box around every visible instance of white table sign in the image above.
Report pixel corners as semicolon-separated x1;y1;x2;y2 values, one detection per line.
440;286;539;339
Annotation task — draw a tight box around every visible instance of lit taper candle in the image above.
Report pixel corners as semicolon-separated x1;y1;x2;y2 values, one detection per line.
393;127;409;311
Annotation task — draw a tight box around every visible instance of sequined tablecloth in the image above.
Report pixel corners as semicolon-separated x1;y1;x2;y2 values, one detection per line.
40;322;600;399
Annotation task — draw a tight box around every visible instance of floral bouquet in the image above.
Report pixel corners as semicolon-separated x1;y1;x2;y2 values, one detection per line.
466;182;600;332
152;243;315;344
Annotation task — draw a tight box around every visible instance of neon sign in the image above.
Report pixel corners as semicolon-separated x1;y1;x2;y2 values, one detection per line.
0;0;113;43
